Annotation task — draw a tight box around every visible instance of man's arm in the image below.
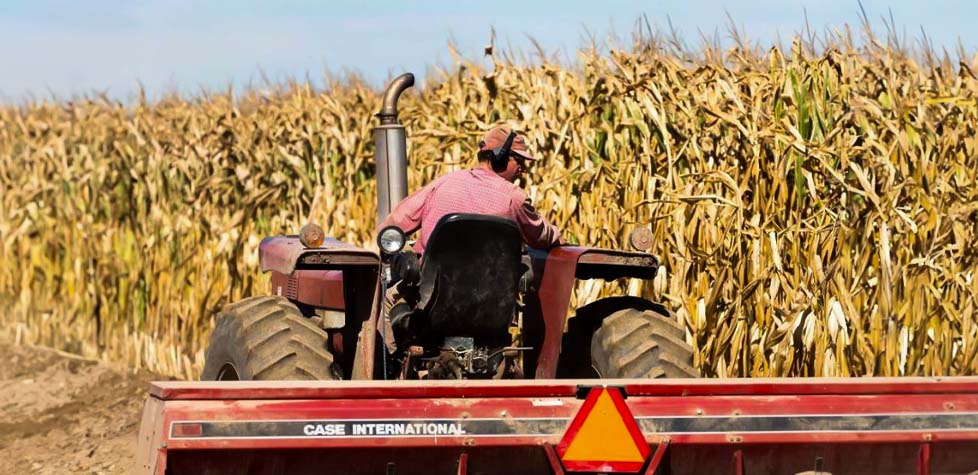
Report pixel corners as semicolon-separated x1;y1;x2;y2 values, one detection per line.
510;189;562;250
376;181;434;236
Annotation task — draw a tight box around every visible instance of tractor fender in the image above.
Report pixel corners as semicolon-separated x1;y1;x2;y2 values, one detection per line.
525;246;660;379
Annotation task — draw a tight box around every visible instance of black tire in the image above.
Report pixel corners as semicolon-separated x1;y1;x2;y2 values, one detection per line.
201;296;340;381
591;306;699;378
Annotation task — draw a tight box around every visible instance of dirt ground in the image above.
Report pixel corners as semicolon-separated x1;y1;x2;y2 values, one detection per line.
0;341;160;475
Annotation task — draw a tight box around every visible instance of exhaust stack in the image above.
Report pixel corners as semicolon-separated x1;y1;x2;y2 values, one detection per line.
374;72;415;225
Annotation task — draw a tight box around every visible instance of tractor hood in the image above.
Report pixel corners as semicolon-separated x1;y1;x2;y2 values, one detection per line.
259;236;379;275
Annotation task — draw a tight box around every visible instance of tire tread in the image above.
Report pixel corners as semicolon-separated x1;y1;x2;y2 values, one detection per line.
202;296;337;381
591;306;698;379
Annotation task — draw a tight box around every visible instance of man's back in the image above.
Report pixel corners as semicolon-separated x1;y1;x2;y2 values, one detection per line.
421;168;519;245
382;167;560;254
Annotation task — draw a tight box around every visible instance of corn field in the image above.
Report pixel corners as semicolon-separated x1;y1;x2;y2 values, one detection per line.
1;27;977;379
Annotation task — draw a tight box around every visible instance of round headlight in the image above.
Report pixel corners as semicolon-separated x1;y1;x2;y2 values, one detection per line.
377;226;406;254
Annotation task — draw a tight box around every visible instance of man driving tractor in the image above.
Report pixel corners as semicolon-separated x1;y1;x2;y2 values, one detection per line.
376;125;564;350
377;125;563;253
199;74;698;386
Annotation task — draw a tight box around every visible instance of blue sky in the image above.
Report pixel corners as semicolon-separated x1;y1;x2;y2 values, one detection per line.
0;0;973;102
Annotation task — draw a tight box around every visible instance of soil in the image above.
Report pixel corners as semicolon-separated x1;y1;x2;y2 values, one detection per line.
0;341;161;475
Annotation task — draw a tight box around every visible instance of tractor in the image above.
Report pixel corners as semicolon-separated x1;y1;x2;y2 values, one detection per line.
199;72;699;383
136;73;978;475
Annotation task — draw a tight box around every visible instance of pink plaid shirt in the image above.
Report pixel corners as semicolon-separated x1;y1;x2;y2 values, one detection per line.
380;167;562;255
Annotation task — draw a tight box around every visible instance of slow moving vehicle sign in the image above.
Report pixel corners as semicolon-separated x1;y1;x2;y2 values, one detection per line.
557;387;651;473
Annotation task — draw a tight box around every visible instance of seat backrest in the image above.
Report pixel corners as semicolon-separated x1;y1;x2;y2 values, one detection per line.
415;213;522;346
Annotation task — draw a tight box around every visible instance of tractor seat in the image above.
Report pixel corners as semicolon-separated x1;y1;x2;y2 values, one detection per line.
413;213;523;347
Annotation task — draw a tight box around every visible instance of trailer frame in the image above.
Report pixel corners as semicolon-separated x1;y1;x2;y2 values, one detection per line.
137;377;978;475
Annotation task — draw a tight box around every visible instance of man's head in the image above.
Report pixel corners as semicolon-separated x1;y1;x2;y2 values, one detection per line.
478;126;535;183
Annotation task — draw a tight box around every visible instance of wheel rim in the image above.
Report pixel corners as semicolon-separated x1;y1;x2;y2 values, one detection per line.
216;363;240;381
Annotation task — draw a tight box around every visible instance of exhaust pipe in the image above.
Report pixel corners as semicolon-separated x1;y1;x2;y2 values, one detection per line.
375;72;415;224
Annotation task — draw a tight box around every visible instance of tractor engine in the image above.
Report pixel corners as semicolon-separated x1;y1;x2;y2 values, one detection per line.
423;337;499;380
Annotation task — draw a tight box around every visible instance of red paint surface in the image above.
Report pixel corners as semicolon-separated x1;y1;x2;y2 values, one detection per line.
260;236;377;274
140;377;978;475
296;269;346;308
150;377;978;400
533;246;588;378
270;269;346;309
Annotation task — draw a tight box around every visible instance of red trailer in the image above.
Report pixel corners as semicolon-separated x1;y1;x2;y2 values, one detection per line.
137;377;978;474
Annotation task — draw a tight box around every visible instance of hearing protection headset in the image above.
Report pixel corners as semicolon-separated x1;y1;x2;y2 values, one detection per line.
480;131;518;170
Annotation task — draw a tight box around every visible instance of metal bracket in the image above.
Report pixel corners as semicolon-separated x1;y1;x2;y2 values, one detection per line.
575;385;628;399
456;453;469;475
918;442;931;475
543;445;567;475
643;439;671;475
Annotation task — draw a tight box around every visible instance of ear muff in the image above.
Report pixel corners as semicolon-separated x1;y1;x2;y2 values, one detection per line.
490;131;518;169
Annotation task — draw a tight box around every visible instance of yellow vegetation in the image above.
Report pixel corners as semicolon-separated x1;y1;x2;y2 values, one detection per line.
1;31;977;378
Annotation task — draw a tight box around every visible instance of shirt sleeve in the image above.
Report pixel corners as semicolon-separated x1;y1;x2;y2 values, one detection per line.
377;178;439;236
510;188;562;250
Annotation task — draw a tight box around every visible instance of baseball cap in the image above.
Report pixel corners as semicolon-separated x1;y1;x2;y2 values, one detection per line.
479;127;536;160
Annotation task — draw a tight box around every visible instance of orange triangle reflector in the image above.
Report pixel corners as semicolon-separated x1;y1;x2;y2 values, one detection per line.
557;387;650;473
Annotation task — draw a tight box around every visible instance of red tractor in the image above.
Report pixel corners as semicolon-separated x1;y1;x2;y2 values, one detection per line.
199;73;699;383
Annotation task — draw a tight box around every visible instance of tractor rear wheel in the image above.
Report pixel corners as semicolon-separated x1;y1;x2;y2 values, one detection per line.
201;296;340;381
590;306;699;379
